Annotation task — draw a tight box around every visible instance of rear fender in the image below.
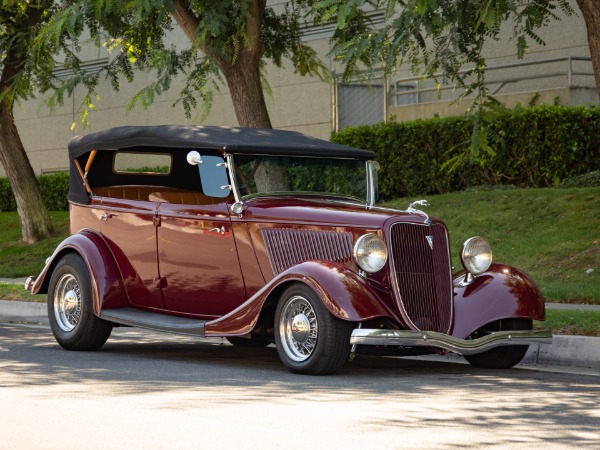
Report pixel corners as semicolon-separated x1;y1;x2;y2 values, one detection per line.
31;230;127;315
452;263;546;339
205;260;395;336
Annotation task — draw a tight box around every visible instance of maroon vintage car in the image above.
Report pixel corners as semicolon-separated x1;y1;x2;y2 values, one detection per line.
27;125;551;374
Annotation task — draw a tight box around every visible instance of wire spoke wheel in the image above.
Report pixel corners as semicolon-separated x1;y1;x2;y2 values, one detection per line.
275;284;354;375
279;295;319;362
53;274;82;332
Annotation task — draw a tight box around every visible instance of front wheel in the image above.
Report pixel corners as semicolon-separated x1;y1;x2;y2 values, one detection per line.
48;253;113;351
275;284;354;375
464;318;532;369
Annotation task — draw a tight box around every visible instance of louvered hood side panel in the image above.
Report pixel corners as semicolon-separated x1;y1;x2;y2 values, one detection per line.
261;228;354;275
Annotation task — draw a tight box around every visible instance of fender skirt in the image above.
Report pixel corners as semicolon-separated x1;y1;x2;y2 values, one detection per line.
205;260;396;336
30;230;127;316
451;263;546;339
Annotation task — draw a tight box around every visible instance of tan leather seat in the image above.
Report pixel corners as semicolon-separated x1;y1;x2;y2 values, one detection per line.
94;186;176;200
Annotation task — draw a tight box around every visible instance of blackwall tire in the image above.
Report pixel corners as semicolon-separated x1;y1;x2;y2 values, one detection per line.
275;284;354;375
464;318;532;369
48;253;112;351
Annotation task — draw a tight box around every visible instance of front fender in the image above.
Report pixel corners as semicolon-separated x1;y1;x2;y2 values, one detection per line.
31;230;127;316
452;263;546;339
205;260;396;336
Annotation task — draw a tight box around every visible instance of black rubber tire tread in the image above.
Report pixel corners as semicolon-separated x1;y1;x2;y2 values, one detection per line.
275;283;354;375
226;335;271;348
464;318;532;369
48;253;113;351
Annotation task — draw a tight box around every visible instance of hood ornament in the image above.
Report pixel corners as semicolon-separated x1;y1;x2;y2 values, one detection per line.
406;200;431;224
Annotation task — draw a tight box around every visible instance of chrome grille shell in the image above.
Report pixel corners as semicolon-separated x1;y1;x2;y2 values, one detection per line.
389;222;453;333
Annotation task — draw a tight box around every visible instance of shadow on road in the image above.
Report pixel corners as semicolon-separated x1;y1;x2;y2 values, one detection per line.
2;323;600;448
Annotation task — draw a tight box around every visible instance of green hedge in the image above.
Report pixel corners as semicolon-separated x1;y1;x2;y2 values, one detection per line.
0;172;69;212
332;105;600;199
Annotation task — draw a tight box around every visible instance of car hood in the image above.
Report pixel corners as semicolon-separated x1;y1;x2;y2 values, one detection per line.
241;196;440;228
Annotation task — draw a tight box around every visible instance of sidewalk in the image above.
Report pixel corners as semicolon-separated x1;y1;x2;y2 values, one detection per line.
1;279;599;371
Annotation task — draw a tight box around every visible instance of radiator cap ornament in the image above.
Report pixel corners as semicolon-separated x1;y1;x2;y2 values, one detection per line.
406;200;431;224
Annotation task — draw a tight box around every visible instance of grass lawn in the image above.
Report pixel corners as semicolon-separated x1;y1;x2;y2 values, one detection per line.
0;283;46;302
0;211;69;277
384;187;600;304
535;309;600;337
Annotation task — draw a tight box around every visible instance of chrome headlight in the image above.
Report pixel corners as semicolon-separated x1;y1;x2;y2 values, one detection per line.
353;234;388;273
460;236;492;275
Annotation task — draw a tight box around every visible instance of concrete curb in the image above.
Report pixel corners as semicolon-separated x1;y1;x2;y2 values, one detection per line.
0;300;48;325
522;336;600;370
1;299;599;371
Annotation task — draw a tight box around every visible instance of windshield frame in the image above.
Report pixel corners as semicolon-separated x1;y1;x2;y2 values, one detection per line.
226;153;377;206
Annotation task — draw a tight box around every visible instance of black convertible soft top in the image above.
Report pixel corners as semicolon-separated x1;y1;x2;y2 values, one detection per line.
68;125;375;159
67;125;374;205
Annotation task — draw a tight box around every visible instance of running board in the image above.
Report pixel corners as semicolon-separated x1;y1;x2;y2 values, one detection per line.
100;308;207;337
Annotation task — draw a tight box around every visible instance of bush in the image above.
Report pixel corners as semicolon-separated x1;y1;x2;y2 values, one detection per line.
557;170;600;188
332;105;600;199
0;178;17;212
38;172;70;211
0;172;69;212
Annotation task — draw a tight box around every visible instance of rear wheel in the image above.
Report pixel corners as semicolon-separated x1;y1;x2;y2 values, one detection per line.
48;253;113;351
464;318;532;369
275;284;354;375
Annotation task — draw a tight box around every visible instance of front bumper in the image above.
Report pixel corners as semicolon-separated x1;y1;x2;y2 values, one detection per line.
350;328;552;355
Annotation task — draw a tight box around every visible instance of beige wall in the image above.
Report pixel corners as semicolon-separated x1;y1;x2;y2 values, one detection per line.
6;0;595;178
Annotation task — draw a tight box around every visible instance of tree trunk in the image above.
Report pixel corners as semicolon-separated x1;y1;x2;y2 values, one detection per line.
576;0;600;97
0;92;53;244
172;0;272;128
218;53;272;128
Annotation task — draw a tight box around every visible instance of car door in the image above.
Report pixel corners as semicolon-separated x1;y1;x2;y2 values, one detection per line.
156;201;246;318
98;196;165;310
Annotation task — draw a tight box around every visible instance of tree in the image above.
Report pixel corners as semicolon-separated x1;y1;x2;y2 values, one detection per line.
318;1;584;102
39;0;330;129
316;1;598;167
0;1;56;243
576;0;600;96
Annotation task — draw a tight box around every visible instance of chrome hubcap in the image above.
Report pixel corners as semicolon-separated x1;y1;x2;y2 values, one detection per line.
54;274;82;332
279;295;318;362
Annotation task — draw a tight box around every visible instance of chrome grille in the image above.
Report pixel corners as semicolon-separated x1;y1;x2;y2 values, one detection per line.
262;228;354;275
390;223;453;333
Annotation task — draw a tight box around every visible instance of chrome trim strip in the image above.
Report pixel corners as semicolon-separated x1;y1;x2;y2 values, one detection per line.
366;160;376;208
350;328;552;355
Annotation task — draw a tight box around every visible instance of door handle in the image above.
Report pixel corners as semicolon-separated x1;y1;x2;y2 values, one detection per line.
208;226;227;235
99;213;115;221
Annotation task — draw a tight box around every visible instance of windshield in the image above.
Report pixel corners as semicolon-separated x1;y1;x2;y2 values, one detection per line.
233;155;368;201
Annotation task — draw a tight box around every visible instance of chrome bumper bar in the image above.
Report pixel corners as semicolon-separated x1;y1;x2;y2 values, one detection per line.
350;329;552;355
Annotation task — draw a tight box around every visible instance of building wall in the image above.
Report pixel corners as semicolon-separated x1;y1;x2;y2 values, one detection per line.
6;0;594;178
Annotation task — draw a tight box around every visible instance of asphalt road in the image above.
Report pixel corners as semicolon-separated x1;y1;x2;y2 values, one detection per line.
1;324;599;449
